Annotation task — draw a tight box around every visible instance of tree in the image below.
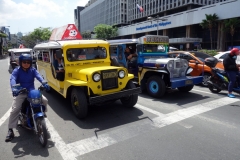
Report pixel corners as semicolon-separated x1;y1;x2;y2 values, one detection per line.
0;32;7;56
224;18;240;49
94;24;118;40
22;27;52;48
81;30;92;39
200;13;219;50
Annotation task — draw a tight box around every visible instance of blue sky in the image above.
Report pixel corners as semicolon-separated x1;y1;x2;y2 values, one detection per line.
0;0;88;35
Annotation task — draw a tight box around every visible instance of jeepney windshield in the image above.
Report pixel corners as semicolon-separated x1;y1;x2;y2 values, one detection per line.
143;44;166;53
13;52;30;56
66;47;107;62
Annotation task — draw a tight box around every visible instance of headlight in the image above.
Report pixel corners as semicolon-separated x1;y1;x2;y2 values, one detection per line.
93;73;101;82
118;70;125;78
168;60;173;68
31;98;42;105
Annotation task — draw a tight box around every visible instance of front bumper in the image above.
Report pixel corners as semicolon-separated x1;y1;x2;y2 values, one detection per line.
89;87;141;105
170;76;203;88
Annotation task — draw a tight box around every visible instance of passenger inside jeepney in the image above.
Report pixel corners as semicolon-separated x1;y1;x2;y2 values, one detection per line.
54;50;65;81
124;46;137;68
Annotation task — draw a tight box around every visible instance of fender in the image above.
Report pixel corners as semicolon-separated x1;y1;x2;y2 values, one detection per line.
34;112;44;120
139;68;168;82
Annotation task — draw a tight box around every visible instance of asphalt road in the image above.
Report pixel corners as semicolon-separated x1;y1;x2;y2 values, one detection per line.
1;57;240;160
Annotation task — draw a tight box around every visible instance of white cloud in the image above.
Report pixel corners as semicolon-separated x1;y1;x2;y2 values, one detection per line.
0;0;64;24
0;0;89;34
77;0;88;7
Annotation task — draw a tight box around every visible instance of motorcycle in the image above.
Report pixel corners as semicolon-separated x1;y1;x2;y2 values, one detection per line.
204;57;240;94
13;84;49;147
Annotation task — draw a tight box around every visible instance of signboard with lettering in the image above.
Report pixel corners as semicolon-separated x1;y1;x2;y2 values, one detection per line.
139;35;169;45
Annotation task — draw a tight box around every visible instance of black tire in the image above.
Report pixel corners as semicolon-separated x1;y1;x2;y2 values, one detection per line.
208;84;221;93
202;73;212;87
71;88;88;119
178;85;194;92
146;76;166;98
120;81;138;108
36;117;48;147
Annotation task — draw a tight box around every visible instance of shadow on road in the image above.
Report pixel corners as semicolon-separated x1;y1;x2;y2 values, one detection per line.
42;89;145;131
10;126;54;158
139;88;211;106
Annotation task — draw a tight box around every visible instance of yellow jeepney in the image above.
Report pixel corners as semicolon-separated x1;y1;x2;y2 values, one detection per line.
33;40;141;119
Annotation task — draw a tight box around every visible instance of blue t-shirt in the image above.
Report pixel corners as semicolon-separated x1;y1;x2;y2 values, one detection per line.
10;67;44;91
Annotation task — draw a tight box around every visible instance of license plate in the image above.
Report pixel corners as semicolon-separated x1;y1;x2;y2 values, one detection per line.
185;80;193;85
102;72;117;79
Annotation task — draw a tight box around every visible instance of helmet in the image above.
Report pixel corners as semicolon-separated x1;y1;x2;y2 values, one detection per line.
19;54;32;67
230;48;239;55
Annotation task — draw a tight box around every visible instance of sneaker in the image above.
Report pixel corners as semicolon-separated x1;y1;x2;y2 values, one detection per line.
228;94;235;98
5;129;14;142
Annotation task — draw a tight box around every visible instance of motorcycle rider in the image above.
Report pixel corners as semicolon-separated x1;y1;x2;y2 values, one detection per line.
223;48;240;98
5;54;50;142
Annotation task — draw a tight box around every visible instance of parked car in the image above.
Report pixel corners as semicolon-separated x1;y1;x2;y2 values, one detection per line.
214;51;240;63
168;51;224;86
214;51;230;62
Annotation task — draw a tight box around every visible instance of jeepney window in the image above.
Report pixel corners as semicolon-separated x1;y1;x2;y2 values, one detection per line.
66;47;107;62
43;52;50;63
143;44;166;53
38;51;43;61
110;46;117;59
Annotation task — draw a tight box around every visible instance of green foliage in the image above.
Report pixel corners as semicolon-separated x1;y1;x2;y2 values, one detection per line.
81;30;92;39
224;18;240;36
94;24;118;39
22;27;52;48
223;18;240;48
0;32;7;38
200;13;219;50
198;49;218;56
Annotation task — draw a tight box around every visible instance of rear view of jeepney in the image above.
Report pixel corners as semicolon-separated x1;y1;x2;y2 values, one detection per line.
34;40;141;119
137;35;203;98
8;48;36;73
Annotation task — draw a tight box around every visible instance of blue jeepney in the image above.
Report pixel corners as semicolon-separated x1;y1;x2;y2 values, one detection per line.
108;35;203;98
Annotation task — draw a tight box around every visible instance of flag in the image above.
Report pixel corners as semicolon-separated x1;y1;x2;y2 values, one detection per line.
137;4;144;13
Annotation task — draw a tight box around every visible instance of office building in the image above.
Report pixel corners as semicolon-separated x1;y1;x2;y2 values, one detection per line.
76;0;240;50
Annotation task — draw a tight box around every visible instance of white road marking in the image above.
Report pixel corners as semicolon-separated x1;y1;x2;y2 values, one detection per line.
0;108;11;127
45;118;77;160
135;104;166;118
192;89;213;94
67;97;239;158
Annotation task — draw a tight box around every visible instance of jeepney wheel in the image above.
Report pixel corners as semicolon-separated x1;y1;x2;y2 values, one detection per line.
120;80;138;108
71;88;88;119
177;85;194;92
146;76;166;98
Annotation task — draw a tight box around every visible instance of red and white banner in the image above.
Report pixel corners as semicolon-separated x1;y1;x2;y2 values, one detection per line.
49;24;82;41
19;44;25;48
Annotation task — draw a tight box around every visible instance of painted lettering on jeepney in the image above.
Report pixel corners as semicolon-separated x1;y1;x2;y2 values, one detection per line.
143;36;169;44
102;72;118;79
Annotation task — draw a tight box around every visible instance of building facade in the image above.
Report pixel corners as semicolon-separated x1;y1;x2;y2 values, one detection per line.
76;0;240;50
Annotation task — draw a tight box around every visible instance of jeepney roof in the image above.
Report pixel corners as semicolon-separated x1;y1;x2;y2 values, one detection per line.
33;39;109;50
108;39;138;45
9;48;32;52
